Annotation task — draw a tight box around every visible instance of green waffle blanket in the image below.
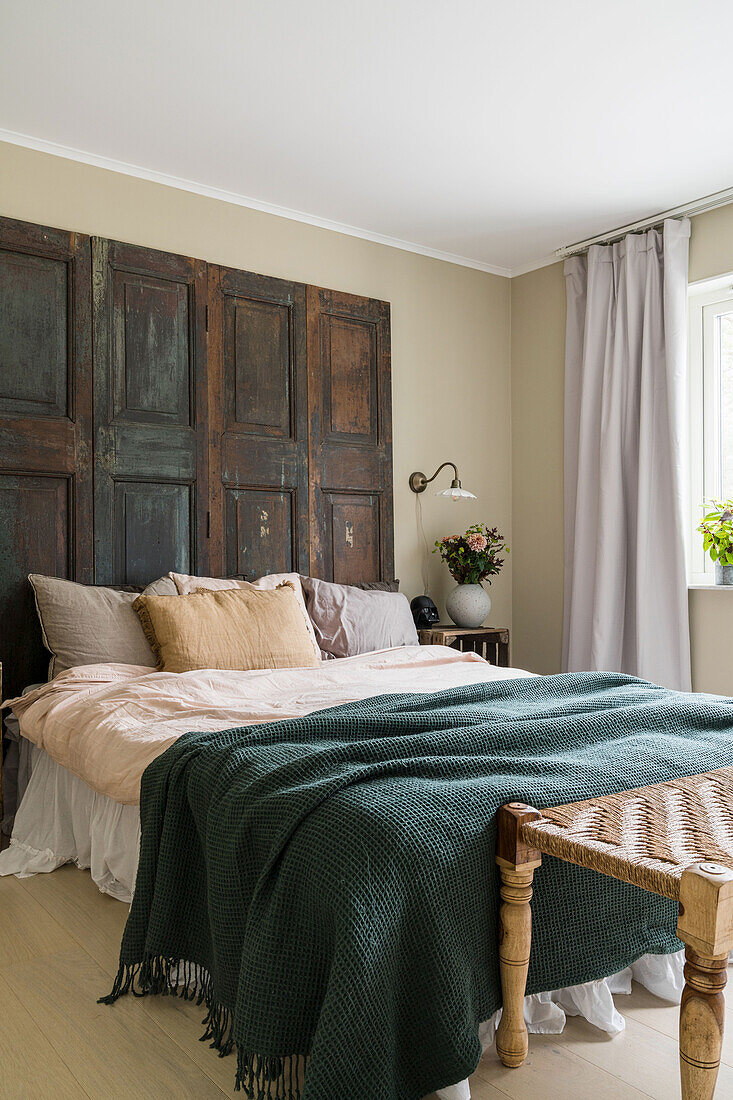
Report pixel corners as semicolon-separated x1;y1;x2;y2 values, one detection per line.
102;671;733;1100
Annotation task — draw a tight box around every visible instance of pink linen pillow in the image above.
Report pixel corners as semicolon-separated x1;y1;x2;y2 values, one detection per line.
299;576;418;659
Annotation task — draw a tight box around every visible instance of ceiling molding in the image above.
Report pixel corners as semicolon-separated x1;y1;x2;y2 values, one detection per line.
0;127;515;278
508;252;563;278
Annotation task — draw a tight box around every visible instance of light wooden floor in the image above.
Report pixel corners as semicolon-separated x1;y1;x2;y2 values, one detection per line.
2;868;733;1099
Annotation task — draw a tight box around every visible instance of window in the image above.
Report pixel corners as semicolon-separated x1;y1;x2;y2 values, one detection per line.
688;280;733;583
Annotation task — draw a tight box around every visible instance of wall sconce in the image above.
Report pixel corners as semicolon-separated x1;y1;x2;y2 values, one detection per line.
409;461;477;501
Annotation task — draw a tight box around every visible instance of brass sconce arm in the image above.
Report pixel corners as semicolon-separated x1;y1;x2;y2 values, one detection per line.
409;462;460;494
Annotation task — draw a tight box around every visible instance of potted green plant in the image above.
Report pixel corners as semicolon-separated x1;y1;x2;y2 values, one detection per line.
698;500;733;585
433;523;508;627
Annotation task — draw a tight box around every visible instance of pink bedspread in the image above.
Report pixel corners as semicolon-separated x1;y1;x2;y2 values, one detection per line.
4;646;530;805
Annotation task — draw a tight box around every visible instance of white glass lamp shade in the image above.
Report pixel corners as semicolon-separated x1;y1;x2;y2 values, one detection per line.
436;485;477;501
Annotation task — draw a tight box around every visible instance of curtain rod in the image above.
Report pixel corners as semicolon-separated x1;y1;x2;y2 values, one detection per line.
555;185;733;259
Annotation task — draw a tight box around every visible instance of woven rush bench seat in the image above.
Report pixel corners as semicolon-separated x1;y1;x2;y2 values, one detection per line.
495;769;733;1100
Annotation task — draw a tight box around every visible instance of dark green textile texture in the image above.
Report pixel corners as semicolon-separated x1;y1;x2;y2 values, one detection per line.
103;672;733;1100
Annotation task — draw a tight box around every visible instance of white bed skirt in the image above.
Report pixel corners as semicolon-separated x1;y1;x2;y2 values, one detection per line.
437;950;684;1099
0;744;139;901
0;744;686;1099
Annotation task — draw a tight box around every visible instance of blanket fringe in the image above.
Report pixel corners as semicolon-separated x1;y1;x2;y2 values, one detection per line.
99;957;307;1098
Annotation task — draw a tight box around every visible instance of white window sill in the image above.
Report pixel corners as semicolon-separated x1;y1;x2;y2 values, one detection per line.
688;583;733;591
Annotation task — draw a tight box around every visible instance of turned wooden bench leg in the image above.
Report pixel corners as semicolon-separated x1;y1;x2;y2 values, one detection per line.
495;803;542;1068
679;948;728;1100
677;863;733;1100
496;863;537;1067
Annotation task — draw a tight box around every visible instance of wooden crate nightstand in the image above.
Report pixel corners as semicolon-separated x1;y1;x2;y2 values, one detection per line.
418;626;509;667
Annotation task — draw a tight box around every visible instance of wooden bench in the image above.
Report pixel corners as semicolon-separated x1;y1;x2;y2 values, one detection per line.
496;769;733;1100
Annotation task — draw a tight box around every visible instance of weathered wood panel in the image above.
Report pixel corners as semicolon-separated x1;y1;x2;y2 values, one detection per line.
307;287;393;582
231;297;292;437
114;481;193;587
224;488;295;579
0;475;71;692
0;251;68;420
92;238;208;584
324;491;381;585
0;216;92;699
111;273;191;426
327;317;376;441
207;267;308;578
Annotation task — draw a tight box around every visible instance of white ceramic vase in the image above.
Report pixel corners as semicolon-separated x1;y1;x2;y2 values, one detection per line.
445;583;492;628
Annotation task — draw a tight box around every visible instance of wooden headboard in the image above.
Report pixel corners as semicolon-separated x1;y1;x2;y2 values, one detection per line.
0;215;394;700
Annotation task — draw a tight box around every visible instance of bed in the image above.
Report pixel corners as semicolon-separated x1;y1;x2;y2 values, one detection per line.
1;643;714;1100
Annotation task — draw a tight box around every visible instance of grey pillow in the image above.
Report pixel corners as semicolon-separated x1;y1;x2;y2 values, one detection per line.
143;575;178;596
350;580;400;592
299;576;418;659
28;575;173;676
230;576;399;591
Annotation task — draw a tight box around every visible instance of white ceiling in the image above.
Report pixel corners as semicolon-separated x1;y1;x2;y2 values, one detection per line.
1;0;732;276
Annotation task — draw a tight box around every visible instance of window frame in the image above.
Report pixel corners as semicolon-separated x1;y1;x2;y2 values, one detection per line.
688;278;733;585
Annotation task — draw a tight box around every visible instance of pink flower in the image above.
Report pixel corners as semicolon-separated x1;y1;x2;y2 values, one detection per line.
466;533;487;552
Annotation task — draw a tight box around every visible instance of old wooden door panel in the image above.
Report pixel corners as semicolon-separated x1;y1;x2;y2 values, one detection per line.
324;491;381;585
115;481;193;584
208;266;308;578
0;252;68;419
93;238;208;585
224;488;295;579
325;316;377;442
229;295;292;437
110;271;191;425
307;287;393;582
0;216;92;698
0;476;70;691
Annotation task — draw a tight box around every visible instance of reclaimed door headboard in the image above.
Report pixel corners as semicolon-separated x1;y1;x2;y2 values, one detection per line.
0;215;394;699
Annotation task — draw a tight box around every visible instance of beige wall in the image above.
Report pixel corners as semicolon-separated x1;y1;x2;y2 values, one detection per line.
0;141;512;626
511;205;733;692
689;589;733;693
510;263;565;673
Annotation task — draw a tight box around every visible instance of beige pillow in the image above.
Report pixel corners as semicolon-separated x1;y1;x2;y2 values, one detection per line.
133;584;321;673
142;575;178;596
29;574;163;676
169;571;320;660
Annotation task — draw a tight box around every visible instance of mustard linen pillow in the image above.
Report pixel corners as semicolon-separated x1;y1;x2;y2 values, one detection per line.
168;570;320;660
133;584;321;673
